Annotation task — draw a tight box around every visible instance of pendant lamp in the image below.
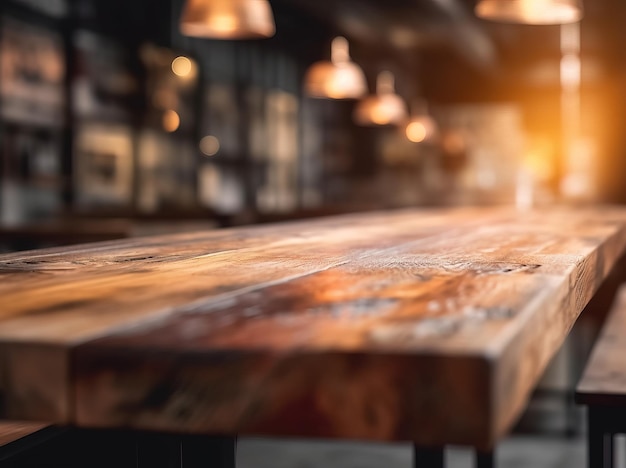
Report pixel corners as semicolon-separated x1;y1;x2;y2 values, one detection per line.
405;100;438;143
304;37;368;100
475;0;583;24
353;71;408;126
180;0;276;39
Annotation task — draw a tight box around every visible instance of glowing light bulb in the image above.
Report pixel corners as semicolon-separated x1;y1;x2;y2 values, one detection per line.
406;122;427;143
475;0;583;24
209;14;238;33
180;0;276;39
172;56;193;77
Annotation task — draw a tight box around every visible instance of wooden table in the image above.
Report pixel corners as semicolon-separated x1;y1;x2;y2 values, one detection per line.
1;206;626;468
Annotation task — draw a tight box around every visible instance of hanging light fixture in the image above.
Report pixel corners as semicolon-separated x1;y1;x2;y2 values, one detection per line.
354;71;408;126
304;37;368;100
475;0;583;25
180;0;275;39
405;100;438;143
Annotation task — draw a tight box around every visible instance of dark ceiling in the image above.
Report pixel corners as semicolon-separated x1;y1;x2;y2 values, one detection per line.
12;0;623;104
269;0;626;102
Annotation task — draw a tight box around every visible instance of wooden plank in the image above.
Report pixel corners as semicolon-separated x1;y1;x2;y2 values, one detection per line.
69;208;626;449
0;422;62;467
70;219;626;449
577;286;626;406
0;206;626;449
0;422;48;447
0;209;491;343
0;208;486;422
1;344;70;422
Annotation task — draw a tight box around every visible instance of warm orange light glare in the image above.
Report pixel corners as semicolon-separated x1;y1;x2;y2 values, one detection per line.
406;122;427;143
523;153;553;181
353;71;408;126
475;0;583;24
354;94;408;126
209;14;238;33
560;53;581;89
523;137;556;181
163;110;180;132
180;0;275;39
371;107;390;126
304;37;367;100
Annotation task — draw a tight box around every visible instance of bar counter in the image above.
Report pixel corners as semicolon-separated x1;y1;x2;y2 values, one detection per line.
1;206;626;461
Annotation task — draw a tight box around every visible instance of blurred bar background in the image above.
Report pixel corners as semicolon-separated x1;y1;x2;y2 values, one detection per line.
1;0;624;252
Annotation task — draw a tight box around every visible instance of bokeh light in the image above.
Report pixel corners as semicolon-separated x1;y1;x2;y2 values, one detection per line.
162;110;180;132
200;135;220;156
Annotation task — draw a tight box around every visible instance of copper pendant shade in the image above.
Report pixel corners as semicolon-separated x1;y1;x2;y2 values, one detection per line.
354;71;408;127
304;37;368;100
475;0;583;24
180;0;276;40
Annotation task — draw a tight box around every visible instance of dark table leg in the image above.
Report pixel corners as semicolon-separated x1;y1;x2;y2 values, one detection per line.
475;450;495;468
413;445;444;468
603;433;614;468
182;435;237;468
588;408;613;468
1;428;137;468
137;433;237;468
137;433;182;468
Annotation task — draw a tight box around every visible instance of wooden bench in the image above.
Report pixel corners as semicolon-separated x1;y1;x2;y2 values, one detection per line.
577;286;626;468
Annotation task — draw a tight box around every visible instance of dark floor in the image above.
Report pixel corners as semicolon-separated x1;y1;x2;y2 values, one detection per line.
237;435;589;468
237;400;591;468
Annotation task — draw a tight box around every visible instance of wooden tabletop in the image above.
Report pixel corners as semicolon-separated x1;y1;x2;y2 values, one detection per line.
1;206;626;451
0;422;48;448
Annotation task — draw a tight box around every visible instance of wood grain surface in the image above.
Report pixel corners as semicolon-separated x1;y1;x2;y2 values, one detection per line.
0;422;47;447
1;206;626;450
577;285;626;406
